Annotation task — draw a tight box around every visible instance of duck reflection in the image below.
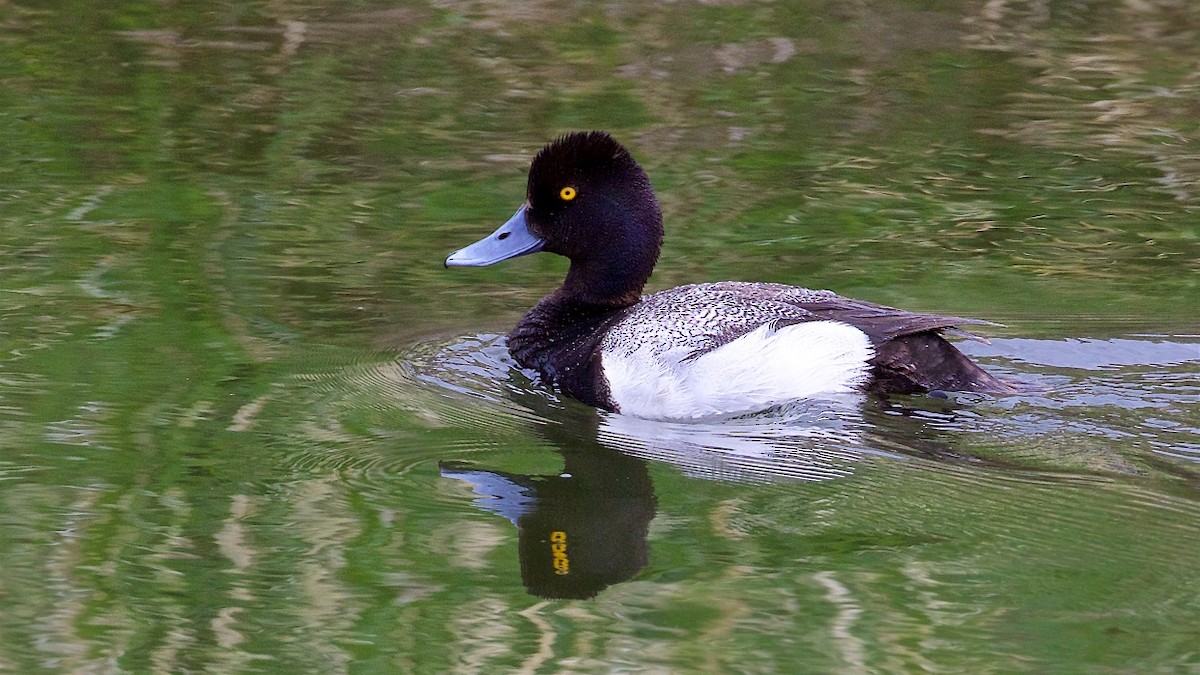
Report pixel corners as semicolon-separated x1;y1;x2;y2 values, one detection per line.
439;394;883;599
440;408;656;600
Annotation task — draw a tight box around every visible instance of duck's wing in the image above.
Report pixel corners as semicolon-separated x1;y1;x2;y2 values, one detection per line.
605;281;998;363
602;283;819;364
748;283;1016;393
782;294;998;345
741;282;1012;393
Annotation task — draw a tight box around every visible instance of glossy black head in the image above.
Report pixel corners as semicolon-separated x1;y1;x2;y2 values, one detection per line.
527;132;663;305
446;132;663;307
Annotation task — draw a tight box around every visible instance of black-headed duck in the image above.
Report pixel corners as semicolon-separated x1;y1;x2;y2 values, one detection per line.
446;131;1012;420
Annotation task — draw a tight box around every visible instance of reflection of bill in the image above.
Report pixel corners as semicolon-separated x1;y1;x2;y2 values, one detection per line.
440;447;656;600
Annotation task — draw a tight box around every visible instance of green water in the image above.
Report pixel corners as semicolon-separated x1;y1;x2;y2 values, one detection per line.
1;0;1198;672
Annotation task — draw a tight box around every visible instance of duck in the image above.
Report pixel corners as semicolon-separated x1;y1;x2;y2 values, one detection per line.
446;131;1013;420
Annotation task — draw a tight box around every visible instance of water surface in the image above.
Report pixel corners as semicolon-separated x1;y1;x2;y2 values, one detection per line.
1;0;1198;672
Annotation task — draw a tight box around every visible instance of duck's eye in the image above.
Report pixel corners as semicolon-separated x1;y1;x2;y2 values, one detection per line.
559;186;577;201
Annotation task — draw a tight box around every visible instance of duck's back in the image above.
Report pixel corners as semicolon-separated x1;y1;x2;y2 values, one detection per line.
600;282;836;362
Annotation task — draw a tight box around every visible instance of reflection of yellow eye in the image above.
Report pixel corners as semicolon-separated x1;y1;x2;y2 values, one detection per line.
559;186;577;201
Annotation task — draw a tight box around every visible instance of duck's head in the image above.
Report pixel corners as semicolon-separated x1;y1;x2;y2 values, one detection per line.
446;131;663;307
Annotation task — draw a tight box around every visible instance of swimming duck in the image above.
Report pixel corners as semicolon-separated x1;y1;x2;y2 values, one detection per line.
446;131;1012;420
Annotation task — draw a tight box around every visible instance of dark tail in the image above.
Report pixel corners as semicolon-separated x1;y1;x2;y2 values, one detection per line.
868;332;1014;395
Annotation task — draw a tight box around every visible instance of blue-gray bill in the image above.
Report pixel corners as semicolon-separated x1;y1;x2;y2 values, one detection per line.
445;206;545;267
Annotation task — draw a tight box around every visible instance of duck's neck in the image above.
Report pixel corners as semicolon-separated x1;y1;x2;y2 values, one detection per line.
560;258;649;309
557;193;663;308
510;288;630;363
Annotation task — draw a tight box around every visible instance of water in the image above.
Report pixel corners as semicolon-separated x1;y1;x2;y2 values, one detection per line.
1;0;1199;672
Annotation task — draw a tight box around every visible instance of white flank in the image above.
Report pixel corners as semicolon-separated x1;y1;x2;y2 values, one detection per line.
602;320;874;421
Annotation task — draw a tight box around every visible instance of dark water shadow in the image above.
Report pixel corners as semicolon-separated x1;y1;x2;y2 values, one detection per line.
440;402;656;600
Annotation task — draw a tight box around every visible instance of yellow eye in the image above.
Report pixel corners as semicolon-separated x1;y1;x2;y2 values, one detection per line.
559;186;577;201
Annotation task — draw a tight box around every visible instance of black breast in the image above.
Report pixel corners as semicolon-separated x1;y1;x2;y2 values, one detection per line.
507;294;630;411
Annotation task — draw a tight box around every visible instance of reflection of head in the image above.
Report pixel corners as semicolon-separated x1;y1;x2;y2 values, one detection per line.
516;454;654;599
440;439;656;600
